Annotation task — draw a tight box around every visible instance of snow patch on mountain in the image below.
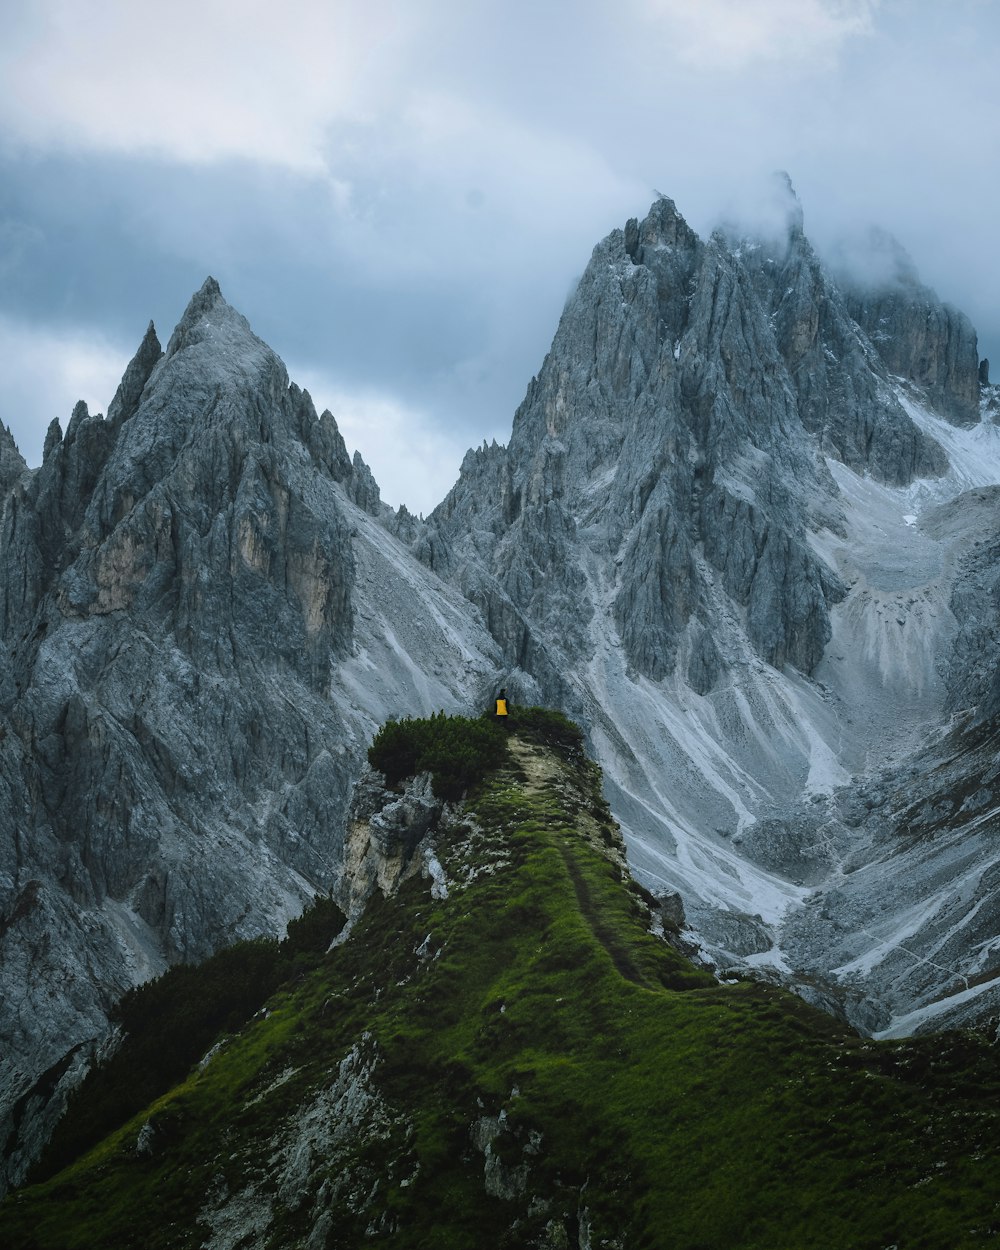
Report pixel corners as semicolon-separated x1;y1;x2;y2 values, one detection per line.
898;390;1000;496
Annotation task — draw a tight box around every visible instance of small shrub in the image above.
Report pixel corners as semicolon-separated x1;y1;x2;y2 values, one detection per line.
506;706;585;757
284;896;346;957
368;712;509;800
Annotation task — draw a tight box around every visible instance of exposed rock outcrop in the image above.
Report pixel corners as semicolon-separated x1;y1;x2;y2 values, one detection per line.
0;424;27;500
0;280;502;1191
837;228;981;426
339;768;445;916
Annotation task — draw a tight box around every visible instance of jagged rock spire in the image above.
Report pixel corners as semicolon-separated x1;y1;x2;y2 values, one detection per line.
772;169;804;235
0;422;27;496
107;321;162;429
164;275;229;359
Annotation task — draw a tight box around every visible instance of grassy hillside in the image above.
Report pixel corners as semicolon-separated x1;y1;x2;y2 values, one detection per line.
4;709;1000;1248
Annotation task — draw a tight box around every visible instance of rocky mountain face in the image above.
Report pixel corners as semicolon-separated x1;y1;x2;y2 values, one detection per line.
836;227;982;426
7;714;1000;1250
0;282;501;1191
2;178;1000;1192
410;181;1000;1035
418;187;953;710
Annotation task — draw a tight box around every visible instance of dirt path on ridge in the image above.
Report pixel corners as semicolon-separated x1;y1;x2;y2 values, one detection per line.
508;736;651;988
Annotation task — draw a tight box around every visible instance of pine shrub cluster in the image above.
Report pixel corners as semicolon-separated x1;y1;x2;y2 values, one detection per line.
367;711;509;800
30;896;345;1184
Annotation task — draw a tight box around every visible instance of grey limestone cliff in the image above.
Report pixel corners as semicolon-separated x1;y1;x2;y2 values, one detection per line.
0;279;502;1191
417;189;951;696
837;228;981;426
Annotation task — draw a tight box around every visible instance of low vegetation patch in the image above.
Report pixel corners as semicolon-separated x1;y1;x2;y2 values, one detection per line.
367;709;509;799
30;897;345;1185
503;704;585;756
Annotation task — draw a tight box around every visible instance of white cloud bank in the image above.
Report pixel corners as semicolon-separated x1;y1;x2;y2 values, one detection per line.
636;0;877;69
2;0;879;171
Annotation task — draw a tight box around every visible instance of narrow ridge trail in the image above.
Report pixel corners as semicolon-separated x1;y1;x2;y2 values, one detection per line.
507;734;653;989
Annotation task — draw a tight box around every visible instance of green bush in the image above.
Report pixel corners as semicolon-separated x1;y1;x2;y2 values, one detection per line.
284;896;347;959
30;895;345;1184
506;706;585;757
368;711;509;800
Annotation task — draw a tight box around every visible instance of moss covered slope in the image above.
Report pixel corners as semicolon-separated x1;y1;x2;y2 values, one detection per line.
4;710;1000;1249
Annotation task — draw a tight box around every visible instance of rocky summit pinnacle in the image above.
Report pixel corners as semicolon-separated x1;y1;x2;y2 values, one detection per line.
106;320;162;430
0;424;26;497
836;227;981;425
164;274;225;354
2;185;1000;1195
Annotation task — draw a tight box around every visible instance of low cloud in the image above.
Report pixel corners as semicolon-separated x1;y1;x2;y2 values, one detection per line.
0;0;399;171
0;0;998;487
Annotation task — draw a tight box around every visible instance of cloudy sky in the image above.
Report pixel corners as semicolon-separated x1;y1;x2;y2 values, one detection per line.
1;0;997;513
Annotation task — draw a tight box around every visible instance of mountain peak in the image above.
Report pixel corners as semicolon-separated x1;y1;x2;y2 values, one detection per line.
107;320;162;428
772;169;804;233
164;275;251;362
641;191;694;239
833;225;981;422
186;274;224;319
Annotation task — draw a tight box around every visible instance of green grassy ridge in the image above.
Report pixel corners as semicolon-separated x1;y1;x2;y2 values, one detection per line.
4;713;1000;1248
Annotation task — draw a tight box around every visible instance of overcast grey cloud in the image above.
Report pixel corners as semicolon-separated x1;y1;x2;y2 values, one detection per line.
1;0;997;513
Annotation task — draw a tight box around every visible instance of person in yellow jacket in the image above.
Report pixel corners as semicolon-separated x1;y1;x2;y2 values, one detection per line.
495;689;508;717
